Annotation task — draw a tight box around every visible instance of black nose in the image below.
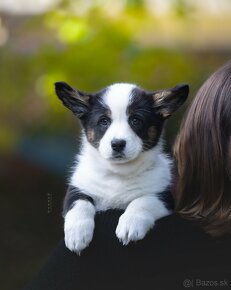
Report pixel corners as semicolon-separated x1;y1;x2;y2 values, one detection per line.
111;139;126;152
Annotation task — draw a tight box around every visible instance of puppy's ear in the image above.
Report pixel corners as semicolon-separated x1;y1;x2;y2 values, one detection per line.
152;84;189;118
55;82;91;118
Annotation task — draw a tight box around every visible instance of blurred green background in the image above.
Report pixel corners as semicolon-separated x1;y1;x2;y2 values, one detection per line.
1;0;231;289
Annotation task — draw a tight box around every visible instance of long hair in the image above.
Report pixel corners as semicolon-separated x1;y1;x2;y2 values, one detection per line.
174;61;231;237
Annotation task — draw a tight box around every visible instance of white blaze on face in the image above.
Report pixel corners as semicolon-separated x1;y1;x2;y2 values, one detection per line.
98;83;143;162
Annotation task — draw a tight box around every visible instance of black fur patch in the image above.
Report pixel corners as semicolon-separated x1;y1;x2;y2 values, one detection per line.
55;82;91;118
127;88;165;151
81;90;111;148
157;188;175;211
63;185;95;216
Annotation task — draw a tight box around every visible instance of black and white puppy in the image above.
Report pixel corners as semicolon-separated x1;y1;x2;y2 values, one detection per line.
55;82;188;254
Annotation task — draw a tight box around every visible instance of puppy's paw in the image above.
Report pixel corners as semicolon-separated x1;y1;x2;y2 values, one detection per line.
64;218;94;254
116;212;154;245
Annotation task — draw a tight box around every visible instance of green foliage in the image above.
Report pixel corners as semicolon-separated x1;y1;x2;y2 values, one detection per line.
0;2;230;152
172;0;194;18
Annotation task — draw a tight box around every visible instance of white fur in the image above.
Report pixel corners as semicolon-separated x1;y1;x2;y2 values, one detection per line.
116;195;169;245
64;83;172;253
71;140;171;211
65;140;171;252
99;83;142;162
64;200;95;254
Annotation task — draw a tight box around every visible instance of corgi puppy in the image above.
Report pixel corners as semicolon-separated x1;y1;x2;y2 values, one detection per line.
55;82;189;254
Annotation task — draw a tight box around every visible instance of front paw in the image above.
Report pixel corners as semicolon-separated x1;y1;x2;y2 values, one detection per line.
64;218;94;254
116;212;154;245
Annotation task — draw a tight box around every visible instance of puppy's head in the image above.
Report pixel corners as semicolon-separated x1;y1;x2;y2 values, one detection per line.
55;82;189;163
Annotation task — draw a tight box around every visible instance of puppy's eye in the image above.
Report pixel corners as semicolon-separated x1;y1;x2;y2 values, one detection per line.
98;117;111;127
129;116;143;127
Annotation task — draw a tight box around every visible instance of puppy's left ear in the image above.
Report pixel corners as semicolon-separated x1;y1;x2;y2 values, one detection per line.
152;84;189;118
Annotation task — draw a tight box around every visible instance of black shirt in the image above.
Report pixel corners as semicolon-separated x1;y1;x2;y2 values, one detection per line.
24;211;231;290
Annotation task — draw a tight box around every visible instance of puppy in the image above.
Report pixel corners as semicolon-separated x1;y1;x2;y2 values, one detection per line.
55;82;188;254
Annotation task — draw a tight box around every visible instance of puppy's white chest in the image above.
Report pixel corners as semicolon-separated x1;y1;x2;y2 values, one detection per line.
70;152;171;211
71;168;141;210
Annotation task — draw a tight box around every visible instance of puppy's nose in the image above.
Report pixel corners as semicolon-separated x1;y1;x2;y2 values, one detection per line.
111;139;126;152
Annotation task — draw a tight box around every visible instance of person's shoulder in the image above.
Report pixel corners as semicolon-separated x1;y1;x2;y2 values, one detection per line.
93;210;231;251
155;213;210;240
92;211;195;250
93;210;205;242
156;212;205;233
155;213;231;250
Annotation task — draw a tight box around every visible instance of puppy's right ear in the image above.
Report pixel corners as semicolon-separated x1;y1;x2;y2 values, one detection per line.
55;82;91;118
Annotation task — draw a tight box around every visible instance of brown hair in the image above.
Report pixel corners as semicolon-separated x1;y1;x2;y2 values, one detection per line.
174;61;231;237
